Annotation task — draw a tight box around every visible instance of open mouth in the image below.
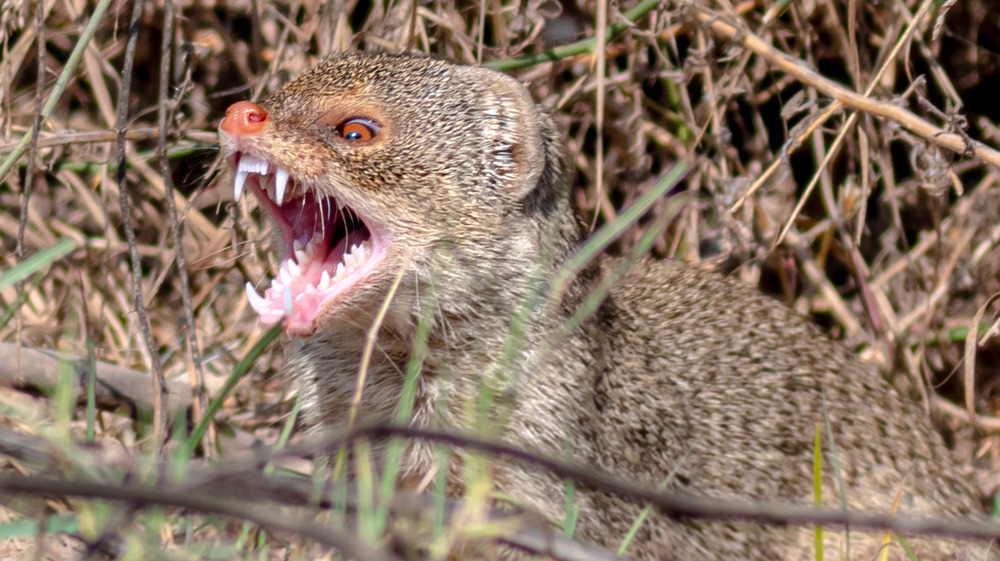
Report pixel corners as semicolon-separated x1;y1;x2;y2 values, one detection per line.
231;152;387;335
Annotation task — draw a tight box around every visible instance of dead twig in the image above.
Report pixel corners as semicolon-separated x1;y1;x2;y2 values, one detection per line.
114;0;168;451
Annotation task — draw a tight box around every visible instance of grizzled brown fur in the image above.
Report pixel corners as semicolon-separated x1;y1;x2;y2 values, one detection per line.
235;51;990;559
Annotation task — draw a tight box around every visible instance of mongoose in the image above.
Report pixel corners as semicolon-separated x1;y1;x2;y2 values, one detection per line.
218;51;990;559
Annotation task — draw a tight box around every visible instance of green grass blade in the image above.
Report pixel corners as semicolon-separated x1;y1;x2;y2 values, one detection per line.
814;422;824;561
0;238;77;290
0;514;79;538
185;324;282;458
551;163;688;298
485;0;659;71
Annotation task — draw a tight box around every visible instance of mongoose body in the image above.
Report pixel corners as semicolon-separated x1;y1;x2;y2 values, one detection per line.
219;51;987;559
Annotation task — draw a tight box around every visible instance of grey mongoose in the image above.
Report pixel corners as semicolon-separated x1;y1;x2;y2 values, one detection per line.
218;50;991;559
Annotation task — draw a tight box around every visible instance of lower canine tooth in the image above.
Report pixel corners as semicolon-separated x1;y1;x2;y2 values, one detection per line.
234;171;248;201
246;282;269;314
283;286;293;317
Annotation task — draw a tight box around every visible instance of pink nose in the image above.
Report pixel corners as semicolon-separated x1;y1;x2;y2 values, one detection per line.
220;100;267;136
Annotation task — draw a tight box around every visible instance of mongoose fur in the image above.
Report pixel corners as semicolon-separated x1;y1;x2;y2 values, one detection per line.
218;51;990;560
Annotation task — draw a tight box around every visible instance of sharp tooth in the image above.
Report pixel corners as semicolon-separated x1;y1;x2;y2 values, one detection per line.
288;260;301;277
279;268;292;286
283;286;294;317
234;170;248;201
275;168;289;205
246;282;269;315
335;263;345;278
293;239;303;252
320;270;331;288
294;248;308;264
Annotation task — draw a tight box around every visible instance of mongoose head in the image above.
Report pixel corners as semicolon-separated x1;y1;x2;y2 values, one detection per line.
219;52;568;337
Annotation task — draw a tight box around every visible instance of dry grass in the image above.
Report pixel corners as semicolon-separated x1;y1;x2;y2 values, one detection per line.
2;0;1000;557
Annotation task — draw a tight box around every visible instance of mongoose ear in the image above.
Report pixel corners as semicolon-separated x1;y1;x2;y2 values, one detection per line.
464;66;549;202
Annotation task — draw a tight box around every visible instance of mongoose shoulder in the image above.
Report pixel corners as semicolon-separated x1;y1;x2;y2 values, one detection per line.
218;50;988;560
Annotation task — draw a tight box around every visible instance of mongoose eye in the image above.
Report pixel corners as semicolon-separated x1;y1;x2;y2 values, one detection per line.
338;118;379;142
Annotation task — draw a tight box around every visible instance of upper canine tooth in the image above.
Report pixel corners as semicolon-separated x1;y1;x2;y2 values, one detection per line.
234;170;248;201
275;168;289;205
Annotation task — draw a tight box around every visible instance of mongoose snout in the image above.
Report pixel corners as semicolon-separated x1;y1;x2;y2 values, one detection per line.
218;51;994;560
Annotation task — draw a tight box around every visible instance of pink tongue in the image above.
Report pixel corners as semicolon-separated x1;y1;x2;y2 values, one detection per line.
279;193;339;250
297;259;329;291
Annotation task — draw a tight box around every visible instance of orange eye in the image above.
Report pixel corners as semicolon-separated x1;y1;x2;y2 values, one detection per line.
338;118;379;141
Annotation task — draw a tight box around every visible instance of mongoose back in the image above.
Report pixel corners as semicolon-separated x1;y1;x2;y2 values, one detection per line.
218;51;988;559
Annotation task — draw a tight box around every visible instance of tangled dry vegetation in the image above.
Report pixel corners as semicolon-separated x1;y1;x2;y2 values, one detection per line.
1;0;1000;558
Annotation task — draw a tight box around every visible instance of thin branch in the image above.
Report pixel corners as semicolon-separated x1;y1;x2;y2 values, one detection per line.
156;0;211;456
114;0;168;450
290;423;1000;543
16;0;45;264
0;129;217;151
0;472;399;561
0;430;633;561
